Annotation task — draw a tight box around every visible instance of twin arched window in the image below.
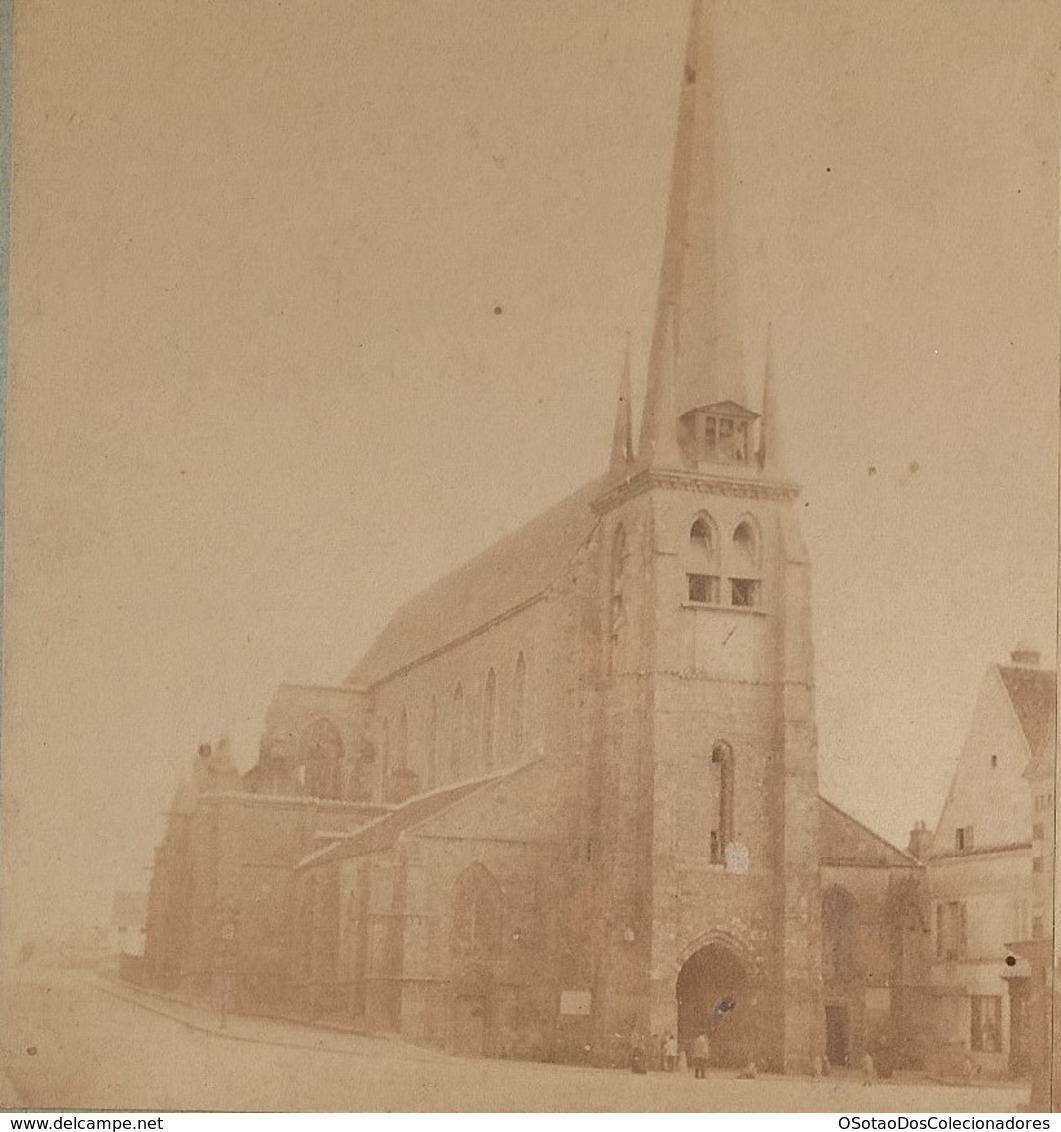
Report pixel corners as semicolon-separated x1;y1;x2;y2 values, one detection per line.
378;701;432;794
686;514;761;608
446;653;526;783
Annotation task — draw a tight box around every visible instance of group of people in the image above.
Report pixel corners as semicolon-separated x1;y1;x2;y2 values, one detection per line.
632;1031;712;1077
628;1028;888;1083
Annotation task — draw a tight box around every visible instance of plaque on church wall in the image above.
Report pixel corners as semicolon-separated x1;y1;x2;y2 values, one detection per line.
559;990;592;1017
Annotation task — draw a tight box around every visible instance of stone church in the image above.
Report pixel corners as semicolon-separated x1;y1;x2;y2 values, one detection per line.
144;0;931;1074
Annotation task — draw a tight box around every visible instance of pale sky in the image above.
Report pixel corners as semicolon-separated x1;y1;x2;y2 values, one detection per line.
3;0;1058;947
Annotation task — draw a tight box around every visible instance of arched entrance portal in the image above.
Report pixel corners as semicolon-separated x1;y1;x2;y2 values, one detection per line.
676;944;751;1068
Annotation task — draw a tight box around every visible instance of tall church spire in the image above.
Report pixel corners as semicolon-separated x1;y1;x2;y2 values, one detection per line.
757;322;784;473
640;0;746;458
609;334;636;475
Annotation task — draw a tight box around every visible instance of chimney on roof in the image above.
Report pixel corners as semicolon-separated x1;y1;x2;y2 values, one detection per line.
907;819;931;861
1010;645;1041;668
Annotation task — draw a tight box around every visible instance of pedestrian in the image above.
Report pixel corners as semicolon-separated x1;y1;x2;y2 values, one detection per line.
663;1032;678;1073
630;1029;647;1075
861;1050;876;1086
692;1031;710;1079
875;1037;893;1080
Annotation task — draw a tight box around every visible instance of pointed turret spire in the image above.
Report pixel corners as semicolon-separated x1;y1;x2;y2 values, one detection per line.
609;333;635;475
640;0;746;451
641;304;682;468
758;322;784;473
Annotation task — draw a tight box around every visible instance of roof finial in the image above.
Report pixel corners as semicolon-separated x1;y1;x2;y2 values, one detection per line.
609;332;635;476
757;321;784;473
641;304;682;469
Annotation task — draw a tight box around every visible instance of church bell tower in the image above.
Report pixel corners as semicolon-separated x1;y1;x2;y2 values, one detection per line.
589;0;823;1073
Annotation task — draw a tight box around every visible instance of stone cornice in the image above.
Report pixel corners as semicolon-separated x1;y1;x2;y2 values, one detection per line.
366;591;548;689
278;681;367;696
592;467;801;514
928;841;1032;862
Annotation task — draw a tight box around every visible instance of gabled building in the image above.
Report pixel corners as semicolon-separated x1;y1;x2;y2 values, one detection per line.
819;802;928;1072
926;648;1056;1078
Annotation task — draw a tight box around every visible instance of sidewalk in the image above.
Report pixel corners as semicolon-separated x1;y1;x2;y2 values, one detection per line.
2;969;1034;1112
88;972;1038;1096
89;971;450;1065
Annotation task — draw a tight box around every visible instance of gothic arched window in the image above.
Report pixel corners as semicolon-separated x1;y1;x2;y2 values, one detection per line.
511;652;526;763
396;707;409;771
380;718;391;781
450;683;464;778
710;740;735;864
687;513;720;604
299;718;344;800
425;697;438;789
730;518;761;608
482;668;497;772
452;863;503;958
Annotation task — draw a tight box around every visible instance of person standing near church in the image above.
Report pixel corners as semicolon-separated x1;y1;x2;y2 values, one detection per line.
629;1029;647;1075
663;1033;678;1073
692;1032;710;1079
861;1050;876;1086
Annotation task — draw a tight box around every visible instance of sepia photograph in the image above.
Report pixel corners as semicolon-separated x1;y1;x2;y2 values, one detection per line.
1;0;1058;1114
